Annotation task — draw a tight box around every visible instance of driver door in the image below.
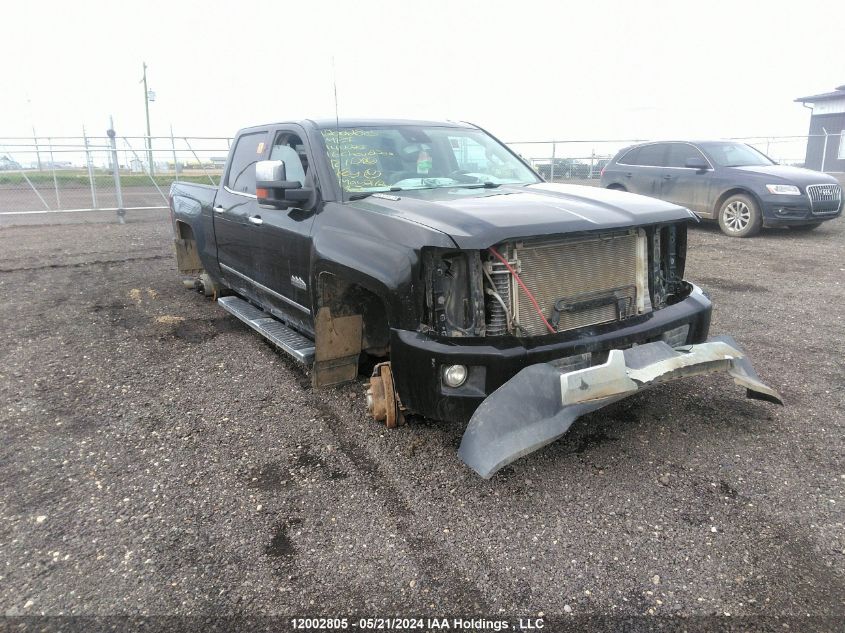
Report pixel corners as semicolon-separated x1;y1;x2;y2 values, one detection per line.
251;127;317;332
660;143;714;216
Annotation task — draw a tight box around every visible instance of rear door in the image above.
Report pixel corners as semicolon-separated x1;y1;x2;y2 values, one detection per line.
213;130;269;287
661;143;714;215
616;143;668;197
251;127;317;331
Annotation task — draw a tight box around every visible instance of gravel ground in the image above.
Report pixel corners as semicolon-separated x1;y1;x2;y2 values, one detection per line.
1;205;844;628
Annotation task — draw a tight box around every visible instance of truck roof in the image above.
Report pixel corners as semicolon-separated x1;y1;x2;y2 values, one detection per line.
237;118;477;134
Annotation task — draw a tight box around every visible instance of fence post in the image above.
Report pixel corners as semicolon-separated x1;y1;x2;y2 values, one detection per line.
550;142;556;182
83;127;98;209
33;127;43;171
820;128;829;172
170;125;179;182
48;137;60;210
107;117;125;223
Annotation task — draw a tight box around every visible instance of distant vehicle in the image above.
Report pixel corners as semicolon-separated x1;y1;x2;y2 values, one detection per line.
536;158;589;180
0;156;22;171
589;158;610;179
600;141;842;237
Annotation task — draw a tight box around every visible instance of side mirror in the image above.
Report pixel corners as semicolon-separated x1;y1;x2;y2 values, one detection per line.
685;156;709;171
255;159;312;208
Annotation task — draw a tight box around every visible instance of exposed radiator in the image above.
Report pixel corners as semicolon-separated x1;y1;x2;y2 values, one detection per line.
488;230;648;336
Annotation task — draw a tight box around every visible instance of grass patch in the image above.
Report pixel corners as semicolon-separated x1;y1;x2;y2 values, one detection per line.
0;170;220;188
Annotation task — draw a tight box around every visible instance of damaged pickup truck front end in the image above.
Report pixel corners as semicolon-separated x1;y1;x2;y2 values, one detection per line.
380;189;781;478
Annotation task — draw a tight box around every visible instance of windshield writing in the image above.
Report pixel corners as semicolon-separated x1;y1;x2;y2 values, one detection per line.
320;126;539;195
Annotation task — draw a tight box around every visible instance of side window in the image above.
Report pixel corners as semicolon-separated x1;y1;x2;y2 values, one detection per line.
270;132;308;185
226;131;268;194
637;144;668;167
619;147;641;165
667;143;708;168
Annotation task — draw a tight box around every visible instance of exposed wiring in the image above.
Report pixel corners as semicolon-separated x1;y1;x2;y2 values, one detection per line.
488;246;556;335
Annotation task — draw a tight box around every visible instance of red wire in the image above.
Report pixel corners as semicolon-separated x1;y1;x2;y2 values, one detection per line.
488;246;556;335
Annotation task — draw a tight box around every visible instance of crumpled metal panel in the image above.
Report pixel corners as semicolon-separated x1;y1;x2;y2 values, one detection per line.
458;335;782;479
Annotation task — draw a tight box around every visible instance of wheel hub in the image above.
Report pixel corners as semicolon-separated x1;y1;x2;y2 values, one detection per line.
365;362;404;428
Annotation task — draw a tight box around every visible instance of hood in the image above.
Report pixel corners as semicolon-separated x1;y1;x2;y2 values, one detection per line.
728;164;840;185
352;183;696;249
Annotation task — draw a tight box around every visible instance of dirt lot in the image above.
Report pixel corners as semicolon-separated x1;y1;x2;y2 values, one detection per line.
1;203;844;626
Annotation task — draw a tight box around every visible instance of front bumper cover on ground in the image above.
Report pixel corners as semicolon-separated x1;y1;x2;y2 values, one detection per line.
458;335;782;479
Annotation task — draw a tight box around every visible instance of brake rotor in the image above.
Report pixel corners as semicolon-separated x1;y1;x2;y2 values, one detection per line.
365;362;404;428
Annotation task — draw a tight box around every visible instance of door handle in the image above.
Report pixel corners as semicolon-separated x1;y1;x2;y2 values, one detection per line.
663;174;673;180
624;172;632;178
213;206;225;213
248;215;264;225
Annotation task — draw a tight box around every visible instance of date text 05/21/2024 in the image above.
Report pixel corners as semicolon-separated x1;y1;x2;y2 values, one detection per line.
290;616;546;630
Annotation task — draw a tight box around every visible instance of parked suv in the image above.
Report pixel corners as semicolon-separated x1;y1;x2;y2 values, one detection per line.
600;141;842;237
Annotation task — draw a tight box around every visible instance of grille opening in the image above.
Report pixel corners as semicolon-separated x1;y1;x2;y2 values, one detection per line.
807;184;842;215
483;229;650;336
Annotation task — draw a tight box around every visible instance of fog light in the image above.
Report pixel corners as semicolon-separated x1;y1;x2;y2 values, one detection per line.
661;324;690;348
442;364;468;388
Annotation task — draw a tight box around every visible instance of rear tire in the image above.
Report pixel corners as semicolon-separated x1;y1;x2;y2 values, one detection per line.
718;194;762;238
787;223;822;232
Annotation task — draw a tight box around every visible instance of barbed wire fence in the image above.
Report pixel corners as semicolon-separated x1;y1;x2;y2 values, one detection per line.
1;128;841;216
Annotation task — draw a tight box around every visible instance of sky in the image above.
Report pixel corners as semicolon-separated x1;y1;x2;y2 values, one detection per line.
0;0;843;145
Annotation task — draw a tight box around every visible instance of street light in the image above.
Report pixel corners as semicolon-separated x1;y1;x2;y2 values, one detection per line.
141;62;154;175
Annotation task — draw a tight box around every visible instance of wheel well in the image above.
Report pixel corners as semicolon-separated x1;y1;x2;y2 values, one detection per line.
175;220;195;241
317;272;390;356
173;221;202;274
607;183;627;191
713;188;761;217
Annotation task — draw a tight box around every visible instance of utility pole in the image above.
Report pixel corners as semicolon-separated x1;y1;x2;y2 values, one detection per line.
142;62;154;175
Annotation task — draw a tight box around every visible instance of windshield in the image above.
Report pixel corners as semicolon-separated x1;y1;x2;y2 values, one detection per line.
701;142;775;168
320;125;540;196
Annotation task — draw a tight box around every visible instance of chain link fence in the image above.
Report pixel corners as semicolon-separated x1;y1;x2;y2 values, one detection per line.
0;134;231;214
1;132;842;214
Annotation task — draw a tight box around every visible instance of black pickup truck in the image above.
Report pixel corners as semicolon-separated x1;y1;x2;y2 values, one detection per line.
169;119;780;478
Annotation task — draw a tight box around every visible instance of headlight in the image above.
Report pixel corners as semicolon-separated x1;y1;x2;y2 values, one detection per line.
765;184;801;195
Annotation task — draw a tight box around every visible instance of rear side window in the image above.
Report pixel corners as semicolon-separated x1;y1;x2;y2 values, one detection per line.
636;144;668;167
618;147;640;165
666;143;708;168
226;131;268;194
